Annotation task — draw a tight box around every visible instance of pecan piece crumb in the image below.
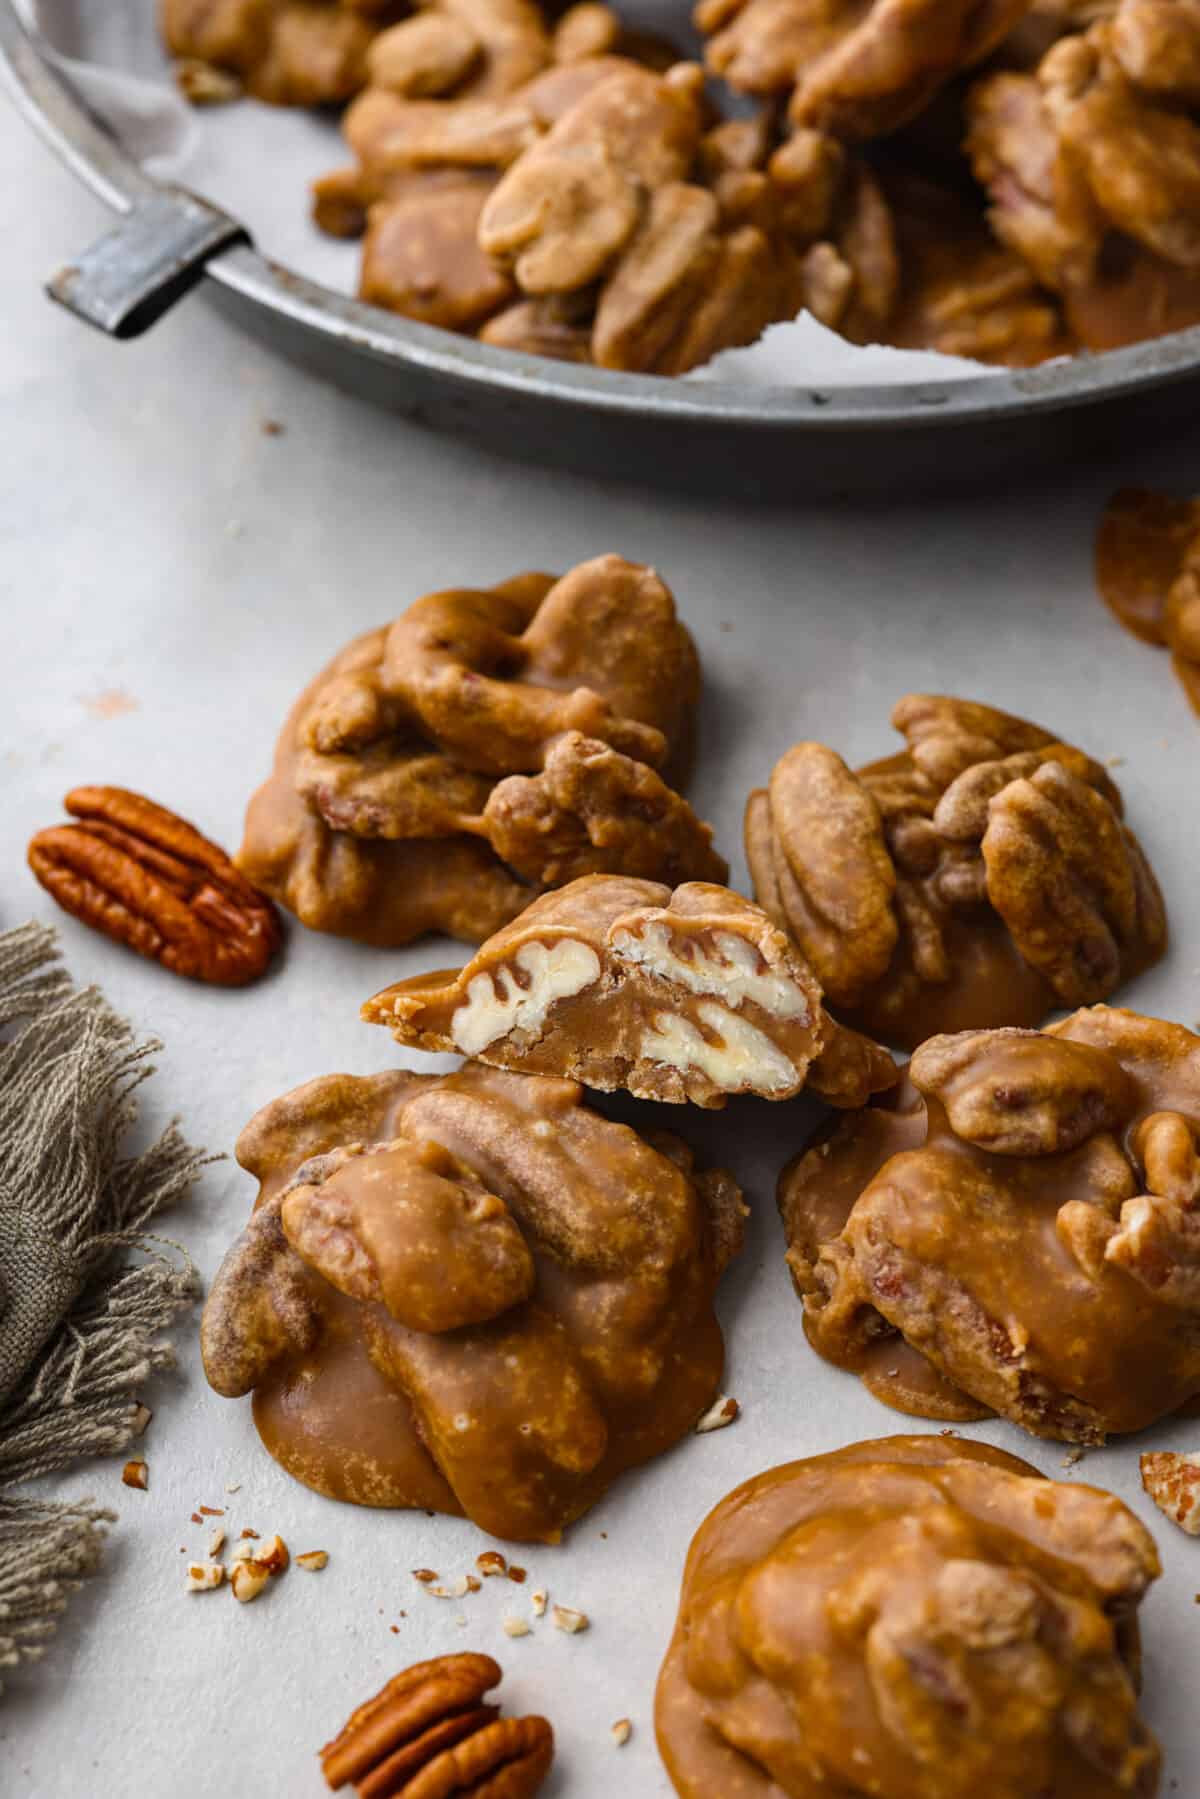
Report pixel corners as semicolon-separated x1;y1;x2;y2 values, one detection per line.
185;1561;225;1593
1141;1451;1200;1534
230;1560;271;1604
695;1395;740;1433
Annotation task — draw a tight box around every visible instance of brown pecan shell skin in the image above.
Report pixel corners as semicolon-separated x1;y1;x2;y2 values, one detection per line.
320;1652;553;1797
28;785;282;986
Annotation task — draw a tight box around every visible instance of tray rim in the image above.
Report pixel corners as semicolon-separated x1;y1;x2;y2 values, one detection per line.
7;0;1200;434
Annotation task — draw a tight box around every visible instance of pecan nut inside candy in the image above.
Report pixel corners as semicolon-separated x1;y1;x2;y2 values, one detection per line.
28;786;282;985
364;874;897;1109
320;1652;553;1796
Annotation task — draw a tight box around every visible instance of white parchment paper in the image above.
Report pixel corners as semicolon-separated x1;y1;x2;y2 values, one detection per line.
23;0;1004;384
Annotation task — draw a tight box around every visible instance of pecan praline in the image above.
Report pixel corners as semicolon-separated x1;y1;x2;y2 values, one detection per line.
656;1433;1162;1798
780;1006;1200;1443
745;695;1167;1050
237;557;727;948
201;1060;746;1542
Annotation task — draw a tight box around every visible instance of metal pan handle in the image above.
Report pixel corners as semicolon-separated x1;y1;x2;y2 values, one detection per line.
46;188;246;339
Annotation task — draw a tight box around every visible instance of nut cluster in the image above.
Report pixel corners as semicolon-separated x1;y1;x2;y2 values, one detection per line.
201;1060;745;1541
745;694;1167;1049
320;1652;553;1796
656;1434;1163;1799
781;1006;1200;1443
969;0;1200;352
310;2;916;367
237;558;726;947
164;0;1200;368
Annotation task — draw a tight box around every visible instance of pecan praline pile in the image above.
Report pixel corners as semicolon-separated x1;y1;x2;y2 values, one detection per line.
780;1006;1200;1441
656;1434;1163;1799
236;555;726;946
200;1059;745;1542
745;693;1167;1049
163;0;1200;371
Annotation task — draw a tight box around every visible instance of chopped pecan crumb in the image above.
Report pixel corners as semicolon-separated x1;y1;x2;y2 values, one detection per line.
551;1604;589;1634
297;1551;329;1572
428;1574;475;1599
121;1460;148;1491
185;1561;225;1593
230;1560;271;1604
257;1534;290;1576
1141;1451;1200;1534
695;1395;740;1433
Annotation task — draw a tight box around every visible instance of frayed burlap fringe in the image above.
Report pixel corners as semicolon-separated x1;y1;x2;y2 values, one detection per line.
0;923;206;1691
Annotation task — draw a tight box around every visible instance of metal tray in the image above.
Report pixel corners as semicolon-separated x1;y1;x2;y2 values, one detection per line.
5;0;1200;498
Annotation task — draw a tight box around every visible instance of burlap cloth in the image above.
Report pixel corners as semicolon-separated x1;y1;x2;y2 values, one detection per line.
0;921;205;1692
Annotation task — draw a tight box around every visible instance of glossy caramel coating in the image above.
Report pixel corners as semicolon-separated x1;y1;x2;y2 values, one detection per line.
201;1062;745;1541
780;1007;1200;1442
237;560;725;947
1096;486;1200;716
745;695;1166;1050
364;874;898;1109
656;1434;1162;1799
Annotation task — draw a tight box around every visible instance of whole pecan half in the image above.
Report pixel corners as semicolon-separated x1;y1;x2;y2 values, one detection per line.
320;1652;554;1796
28;786;282;986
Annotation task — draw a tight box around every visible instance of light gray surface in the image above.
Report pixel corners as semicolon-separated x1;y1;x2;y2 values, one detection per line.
4;90;1200;1799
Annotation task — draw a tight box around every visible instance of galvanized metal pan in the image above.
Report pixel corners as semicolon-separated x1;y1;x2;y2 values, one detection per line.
4;0;1199;498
